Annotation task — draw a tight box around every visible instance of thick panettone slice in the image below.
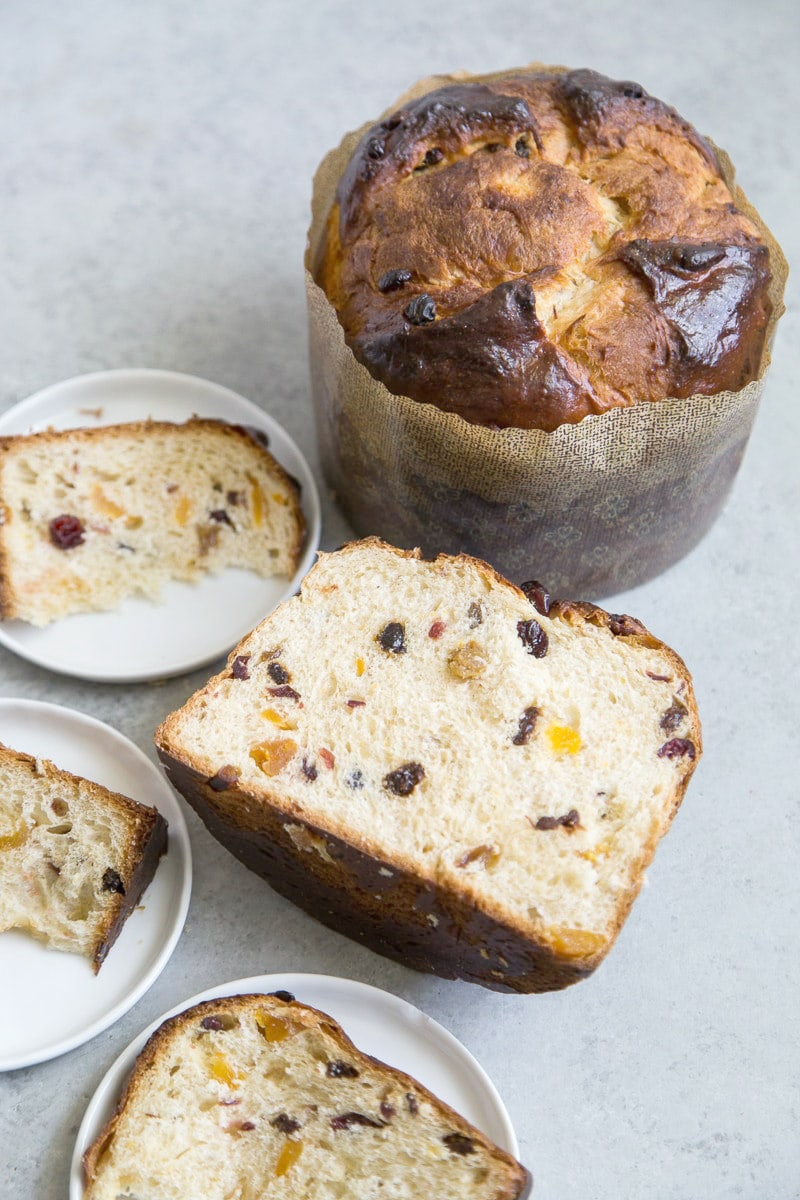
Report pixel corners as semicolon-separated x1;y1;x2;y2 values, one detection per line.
0;417;305;626
83;992;531;1199
0;744;167;971
155;538;701;993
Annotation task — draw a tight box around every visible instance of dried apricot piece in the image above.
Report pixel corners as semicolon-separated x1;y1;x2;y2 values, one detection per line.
249;738;297;776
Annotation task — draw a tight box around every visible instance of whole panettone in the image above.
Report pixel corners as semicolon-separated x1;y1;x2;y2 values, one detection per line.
317;68;772;432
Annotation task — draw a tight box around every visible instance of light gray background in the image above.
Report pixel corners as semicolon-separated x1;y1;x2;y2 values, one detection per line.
1;2;798;1197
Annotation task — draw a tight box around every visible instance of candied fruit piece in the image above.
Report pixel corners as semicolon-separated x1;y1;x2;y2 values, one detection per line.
0;823;29;851
250;738;298;776
173;495;192;527
546;927;606;960
91;485;125;520
260;708;297;731
355;657;365;676
255;1010;291;1042
546;725;582;755
247;473;266;528
275;1139;303;1176
580;839;612;863
209;1053;241;1087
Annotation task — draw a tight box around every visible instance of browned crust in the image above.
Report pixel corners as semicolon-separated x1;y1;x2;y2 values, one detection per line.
0;743;168;972
83;991;531;1198
155;537;701;994
317;67;773;431
0;417;306;620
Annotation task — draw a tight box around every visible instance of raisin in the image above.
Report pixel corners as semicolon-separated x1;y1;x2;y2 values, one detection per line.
608;613;644;636
514;137;530;157
380;1101;396;1120
512;706;540;745
345;769;365;789
330;1112;384;1131
271;1113;301;1134
201;1016;224;1030
520;580;551;616
269;990;296;1003
428;620;446;639
658;738;696;760
208;765;240;791
384;762;425;796
533;809;581;831
231;655;250;680
660;701;688;732
378;268;413;293
561;808;581;828
456;844;499;869
443;1133;476;1156
267;661;290;685
210;509;233;526
467;600;484;628
676;244;725;271
102;868;125;894
327;1060;359;1079
301;757;318;782
269;685;301;701
238;1121;256;1131
448;641;488;680
646;671;673;682
406;1093;419;1115
346;699;366;708
517;619;549;657
366;137;386;160
403;294;437;325
377;622;406;654
49;514;85;549
485;141;502;152
226;490;244;506
422;146;443;167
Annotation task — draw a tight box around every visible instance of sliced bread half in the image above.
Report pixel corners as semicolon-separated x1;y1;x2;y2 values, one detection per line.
83;990;530;1199
0;417;305;625
0;743;167;970
155;538;701;993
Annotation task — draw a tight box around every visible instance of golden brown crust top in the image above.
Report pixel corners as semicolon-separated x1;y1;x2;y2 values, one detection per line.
318;68;772;430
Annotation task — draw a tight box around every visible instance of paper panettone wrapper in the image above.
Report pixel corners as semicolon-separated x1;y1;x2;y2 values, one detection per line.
305;65;788;598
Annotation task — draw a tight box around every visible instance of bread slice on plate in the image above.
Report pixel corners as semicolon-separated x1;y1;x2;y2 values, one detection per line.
83;990;531;1199
0;418;305;626
0;743;167;971
155;538;701;993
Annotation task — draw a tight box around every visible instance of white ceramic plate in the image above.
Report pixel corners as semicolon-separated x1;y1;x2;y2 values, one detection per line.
71;972;520;1196
0;368;321;682
0;698;191;1071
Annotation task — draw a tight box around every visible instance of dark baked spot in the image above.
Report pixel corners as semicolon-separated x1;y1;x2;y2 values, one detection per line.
330;1112;384;1131
520;580;551;616
517;618;549;657
658;738;696;760
271;1113;301;1134
102;868;125;894
268;990;296;1003
533;809;581;831
116;542;135;552
406;1093;419;1115
367;136;386;160
268;685;301;701
403;294;437;325
231;654;250;680
210;509;233;526
512;706;540;745
377;621;406;654
233;424;270;450
49;514;85;549
443;1133;477;1156
514;136;530;157
421;146;444;167
51;798;69;817
345;768;365;789
378;268;413;293
485;141;502;152
327;1060;360;1079
383;762;425;796
208;764;241;791
226;490;244;506
267;661;290;685
660;700;688;732
301;757;318;781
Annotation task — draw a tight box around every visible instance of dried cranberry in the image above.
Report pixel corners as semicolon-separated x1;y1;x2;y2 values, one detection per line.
660;701;687;732
238;1121;256;1131
520;580;551;615
517;618;549;657
658;738;696;760
301;757;318;782
346;699;366;708
102;868;125;894
201;1016;224;1030
319;748;335;770
384;762;425;796
428;620;446;639
331;1112;384;1131
210;509;233;526
268;685;300;701
443;1133;476;1156
422;146;444;166
268;990;296;1003
378;268;412;293
208;765;240;791
377;622;406;654
49;514;85;549
512;706;540;745
231;655;250;680
327;1060;359;1079
515;137;530;157
404;294;437;325
646;671;673;682
271;1113;301;1134
267;661;290;685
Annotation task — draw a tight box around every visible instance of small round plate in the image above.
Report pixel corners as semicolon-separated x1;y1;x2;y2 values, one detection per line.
71;972;519;1196
0;369;322;682
0;699;191;1071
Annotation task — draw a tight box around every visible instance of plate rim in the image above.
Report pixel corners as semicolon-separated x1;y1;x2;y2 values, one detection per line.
0;696;193;1072
69;970;520;1197
0;367;322;683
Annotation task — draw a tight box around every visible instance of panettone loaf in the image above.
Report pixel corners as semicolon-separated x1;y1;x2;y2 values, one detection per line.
0;417;305;625
0;743;167;971
83;991;530;1199
156;538;701;993
317;68;772;430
